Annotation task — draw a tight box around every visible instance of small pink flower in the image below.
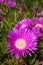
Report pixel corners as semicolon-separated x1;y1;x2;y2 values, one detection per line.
0;0;4;3
19;5;25;11
32;6;38;13
6;0;16;8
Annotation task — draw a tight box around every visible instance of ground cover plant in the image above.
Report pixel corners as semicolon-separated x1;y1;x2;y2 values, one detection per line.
0;0;43;65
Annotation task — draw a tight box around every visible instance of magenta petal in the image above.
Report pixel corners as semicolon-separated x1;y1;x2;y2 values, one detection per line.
7;28;38;57
6;0;16;8
15;18;32;30
0;0;4;3
32;17;43;33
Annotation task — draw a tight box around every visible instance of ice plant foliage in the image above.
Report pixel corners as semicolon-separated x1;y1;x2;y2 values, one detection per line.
15;18;32;30
0;15;3;21
7;28;37;57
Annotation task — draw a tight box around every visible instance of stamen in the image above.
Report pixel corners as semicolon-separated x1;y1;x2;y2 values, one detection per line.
35;23;43;28
21;24;26;28
15;39;26;50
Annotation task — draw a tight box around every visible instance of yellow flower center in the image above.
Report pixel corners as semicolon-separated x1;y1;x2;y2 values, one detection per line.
15;39;26;50
35;23;43;28
21;24;26;28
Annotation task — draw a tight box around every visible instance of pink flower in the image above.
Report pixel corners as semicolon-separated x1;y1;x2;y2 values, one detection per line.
32;17;43;37
5;0;16;8
15;18;32;30
32;17;43;31
19;6;25;11
7;28;37;57
0;0;4;3
32;6;38;13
